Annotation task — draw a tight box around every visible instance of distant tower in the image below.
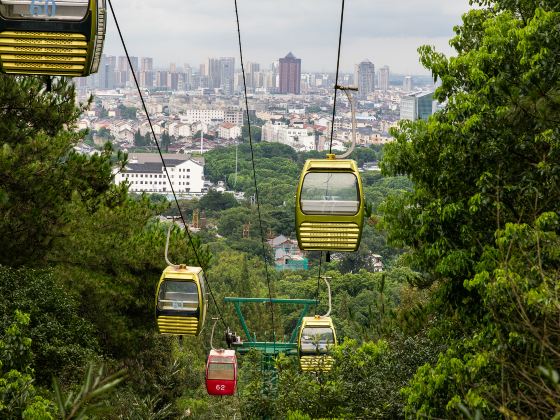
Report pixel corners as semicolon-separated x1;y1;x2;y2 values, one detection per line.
378;65;390;92
128;56;139;80
117;56;128;87
207;58;221;89
220;57;235;95
403;75;413;92
206;57;235;95
140;57;153;72
354;59;375;99
140;57;153;88
279;52;301;94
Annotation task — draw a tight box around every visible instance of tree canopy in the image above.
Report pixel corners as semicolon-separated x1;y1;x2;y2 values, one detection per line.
382;1;560;416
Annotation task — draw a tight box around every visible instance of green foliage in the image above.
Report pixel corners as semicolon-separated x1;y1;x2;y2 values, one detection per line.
0;312;57;420
0;310;33;373
0;75;127;267
96;127;113;140
382;4;560;293
53;364;125;420
381;2;560;417
117;104;137;120
160;131;171;152
198;190;238;214
0;267;99;385
242;124;262;142
332;336;441;418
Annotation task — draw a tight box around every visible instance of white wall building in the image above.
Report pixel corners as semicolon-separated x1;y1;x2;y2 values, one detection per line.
262;122;315;151
400;95;417;121
218;122;241;139
400;91;434;121
181;109;243;125
114;154;205;194
378;65;390;92
182;109;224;124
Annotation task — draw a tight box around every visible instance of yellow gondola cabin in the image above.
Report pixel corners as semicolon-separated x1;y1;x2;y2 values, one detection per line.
0;0;106;76
298;315;337;372
155;265;208;336
295;157;365;252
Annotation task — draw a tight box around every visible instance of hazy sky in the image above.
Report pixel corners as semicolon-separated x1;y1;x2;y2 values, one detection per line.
104;0;472;74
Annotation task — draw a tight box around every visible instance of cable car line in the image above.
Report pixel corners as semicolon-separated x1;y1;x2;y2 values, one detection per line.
234;0;278;346
328;0;346;154
106;0;229;331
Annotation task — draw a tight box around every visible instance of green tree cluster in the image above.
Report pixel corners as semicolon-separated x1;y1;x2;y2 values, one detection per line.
0;75;212;417
117;104;137;120
381;0;560;416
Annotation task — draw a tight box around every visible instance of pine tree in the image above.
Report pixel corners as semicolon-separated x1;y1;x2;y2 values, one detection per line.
0;76;126;266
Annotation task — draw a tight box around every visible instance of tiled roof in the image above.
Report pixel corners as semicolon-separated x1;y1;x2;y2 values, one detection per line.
124;159;192;174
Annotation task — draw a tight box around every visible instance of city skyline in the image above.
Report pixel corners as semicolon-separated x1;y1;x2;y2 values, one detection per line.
103;0;472;75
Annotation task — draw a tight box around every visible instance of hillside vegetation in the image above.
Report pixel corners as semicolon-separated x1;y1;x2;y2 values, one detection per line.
0;0;558;418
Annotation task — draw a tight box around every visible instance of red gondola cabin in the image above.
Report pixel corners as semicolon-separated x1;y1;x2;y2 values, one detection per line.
205;349;237;396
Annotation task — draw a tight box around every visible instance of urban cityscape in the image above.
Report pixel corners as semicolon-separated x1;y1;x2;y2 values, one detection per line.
76;52;438;195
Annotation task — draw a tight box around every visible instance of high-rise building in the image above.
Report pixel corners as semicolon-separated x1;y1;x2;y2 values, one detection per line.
116;56;128;87
403;75;413;92
156;71;168;88
183;65;192;90
207;58;221;89
278;52;301;95
127;56;139;84
140;71;153;88
220;57;235;95
354;59;375;99
140;57;153;72
400;91;434;121
378;65;390;92
245;62;260;90
138;57;153;88
279;52;301;94
206;57;235;94
98;55;116;89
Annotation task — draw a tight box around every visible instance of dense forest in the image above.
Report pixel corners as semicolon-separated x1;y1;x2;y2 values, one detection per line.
0;0;559;418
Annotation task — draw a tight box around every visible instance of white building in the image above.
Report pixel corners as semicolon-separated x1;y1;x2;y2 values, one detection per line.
400;91;434;121
181;109;243;125
182;109;224;124
403;75;413;92
262;122;316;152
167;122;192;138
114;154;205;194
378;65;390;92
218;122;241;139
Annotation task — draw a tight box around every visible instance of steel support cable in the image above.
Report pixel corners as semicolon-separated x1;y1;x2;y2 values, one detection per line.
315;251;323;315
233;0;278;346
107;0;228;331
328;0;346;154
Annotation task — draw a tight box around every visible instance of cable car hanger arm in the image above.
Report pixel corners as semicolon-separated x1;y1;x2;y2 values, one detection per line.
331;85;358;160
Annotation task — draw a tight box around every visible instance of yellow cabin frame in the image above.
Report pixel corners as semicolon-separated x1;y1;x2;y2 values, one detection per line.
298;315;337;372
155;265;208;336
295;158;365;252
0;0;106;76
